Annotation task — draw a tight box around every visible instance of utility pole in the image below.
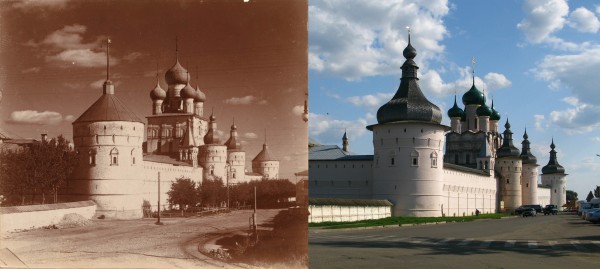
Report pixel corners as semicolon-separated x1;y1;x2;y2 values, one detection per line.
253;186;257;240
156;172;163;225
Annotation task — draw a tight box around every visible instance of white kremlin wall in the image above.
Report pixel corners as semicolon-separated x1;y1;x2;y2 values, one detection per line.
308;160;373;199
442;166;497;216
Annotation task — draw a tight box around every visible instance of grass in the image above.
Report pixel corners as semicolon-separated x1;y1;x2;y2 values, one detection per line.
309;213;511;229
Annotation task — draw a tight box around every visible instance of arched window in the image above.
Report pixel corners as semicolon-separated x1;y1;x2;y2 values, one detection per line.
232;168;237;179
430;151;438;168
89;149;96;166
209;165;214;175
411;150;419;167
110;148;119;165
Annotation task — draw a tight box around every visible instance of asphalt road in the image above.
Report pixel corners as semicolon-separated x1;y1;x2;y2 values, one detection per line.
309;214;600;269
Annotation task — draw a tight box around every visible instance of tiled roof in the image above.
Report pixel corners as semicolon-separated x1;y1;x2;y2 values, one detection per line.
74;94;143;124
309;145;347;160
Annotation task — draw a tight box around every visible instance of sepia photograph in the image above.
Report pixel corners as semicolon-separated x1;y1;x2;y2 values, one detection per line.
0;0;307;268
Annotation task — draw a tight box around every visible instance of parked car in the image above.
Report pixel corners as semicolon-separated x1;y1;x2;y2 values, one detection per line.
521;208;536;217
582;208;600;220
587;210;600;224
522;204;542;213
543;204;559;215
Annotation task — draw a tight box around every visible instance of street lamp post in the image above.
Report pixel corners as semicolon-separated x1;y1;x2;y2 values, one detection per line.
155;171;163;225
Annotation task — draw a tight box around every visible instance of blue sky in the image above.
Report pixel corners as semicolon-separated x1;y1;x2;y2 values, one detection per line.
308;0;600;199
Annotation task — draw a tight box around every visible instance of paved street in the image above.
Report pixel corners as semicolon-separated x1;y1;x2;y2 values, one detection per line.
309;214;600;269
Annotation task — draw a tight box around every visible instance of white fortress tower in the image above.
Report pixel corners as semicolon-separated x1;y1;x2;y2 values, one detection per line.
520;129;539;205
200;113;227;180
252;134;279;179
225;120;246;183
541;139;567;207
367;33;447;217
495;120;522;212
70;40;145;219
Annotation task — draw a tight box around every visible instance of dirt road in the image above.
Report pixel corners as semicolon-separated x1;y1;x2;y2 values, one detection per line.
1;209;282;268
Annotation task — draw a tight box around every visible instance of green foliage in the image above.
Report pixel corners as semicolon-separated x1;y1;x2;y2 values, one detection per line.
230;179;295;209
595;186;600;198
0;135;77;205
566;190;578;202
166;177;198;210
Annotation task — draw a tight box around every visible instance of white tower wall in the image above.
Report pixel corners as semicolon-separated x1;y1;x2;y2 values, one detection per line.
371;122;446;217
521;164;539;205
542;174;567;207
71;121;145;219
496;158;522;212
200;144;228;180
227;151;246;183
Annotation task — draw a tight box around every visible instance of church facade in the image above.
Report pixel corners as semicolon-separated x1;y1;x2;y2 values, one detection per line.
309;36;566;217
67;44;279;219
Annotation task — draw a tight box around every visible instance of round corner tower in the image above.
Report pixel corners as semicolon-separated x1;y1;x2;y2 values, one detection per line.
495;119;522;212
520;129;539;205
225;120;246;183
368;34;447;217
541;139;567;207
199;113;227;180
71;80;145;219
252;134;279;179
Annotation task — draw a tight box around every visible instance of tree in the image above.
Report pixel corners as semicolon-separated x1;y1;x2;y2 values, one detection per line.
166;177;198;211
200;177;225;208
595;186;600;198
586;191;594;202
566;190;578;208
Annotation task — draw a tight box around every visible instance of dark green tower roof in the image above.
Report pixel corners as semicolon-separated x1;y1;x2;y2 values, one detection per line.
541;139;565;174
375;34;442;125
520;129;537;164
447;95;465;118
490;99;501;121
462;80;485;106
476;94;492;116
496;119;520;158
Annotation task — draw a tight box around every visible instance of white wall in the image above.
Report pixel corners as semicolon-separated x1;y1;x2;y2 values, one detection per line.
442;168;497;216
308;205;391;223
0;201;96;233
308;160;373;199
537;186;551;207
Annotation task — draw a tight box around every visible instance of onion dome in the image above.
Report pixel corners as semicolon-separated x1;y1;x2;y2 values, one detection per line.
149;78;166;100
164;58;188;85
194;85;206;102
496;119;520;158
447;95;465;118
462;80;484;106
542;139;565;174
374;33;442;126
520;129;537;164
181;80;196;100
224;122;242;150
476;95;492;116
490;99;501;121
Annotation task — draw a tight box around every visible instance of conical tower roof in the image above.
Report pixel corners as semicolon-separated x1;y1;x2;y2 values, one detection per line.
520;129;537;164
496;119;520;158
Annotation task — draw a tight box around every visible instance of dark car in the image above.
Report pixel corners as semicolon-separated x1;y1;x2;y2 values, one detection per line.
515;206;533;215
522;204;542;213
543;204;558;215
521;208;536;217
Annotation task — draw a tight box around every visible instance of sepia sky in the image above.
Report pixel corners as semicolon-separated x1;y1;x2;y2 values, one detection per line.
0;0;308;180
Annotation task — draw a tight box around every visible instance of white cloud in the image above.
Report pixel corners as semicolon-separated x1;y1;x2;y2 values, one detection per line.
534;114;546;131
12;0;69;10
517;0;569;44
532;47;600;105
243;132;258;139
223;95;267;105
591;137;600;142
123;52;143;62
46;49;108;68
484;72;512;90
309;112;369;145
309;0;449;80
21;67;40;73
292;105;305;116
346;93;393;109
545;97;600;134
7;110;69;125
567;7;600;33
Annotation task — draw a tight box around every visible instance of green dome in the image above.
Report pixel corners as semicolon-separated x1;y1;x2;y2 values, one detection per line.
490;99;501;121
447;96;464;118
476;94;492;116
462;82;484;106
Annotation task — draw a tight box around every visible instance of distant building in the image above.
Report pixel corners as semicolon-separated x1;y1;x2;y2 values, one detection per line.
66;43;279;219
309;34;565;217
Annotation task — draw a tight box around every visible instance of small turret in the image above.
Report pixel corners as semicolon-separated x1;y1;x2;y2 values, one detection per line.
342;130;349;152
